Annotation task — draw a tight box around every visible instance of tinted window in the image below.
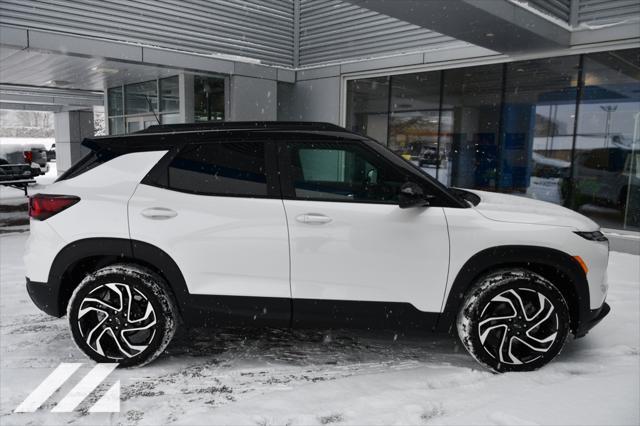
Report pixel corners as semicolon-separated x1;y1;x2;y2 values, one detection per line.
289;142;408;203
168;142;267;196
56;149;118;182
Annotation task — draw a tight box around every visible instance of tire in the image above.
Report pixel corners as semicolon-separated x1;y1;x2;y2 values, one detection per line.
67;263;178;367
457;269;570;373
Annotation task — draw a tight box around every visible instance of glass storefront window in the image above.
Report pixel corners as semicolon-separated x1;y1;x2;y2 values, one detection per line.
572;49;640;230
162;113;181;124
108;117;124;135
107;86;123;117
160;76;179;112
441;64;504;190
194;76;225;121
343;48;639;230
501;56;580;204
389;72;442;180
346;77;390;145
125;80;158;115
108;76;182;135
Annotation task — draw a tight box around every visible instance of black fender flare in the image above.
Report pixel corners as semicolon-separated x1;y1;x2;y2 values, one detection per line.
435;245;590;334
45;237;191;317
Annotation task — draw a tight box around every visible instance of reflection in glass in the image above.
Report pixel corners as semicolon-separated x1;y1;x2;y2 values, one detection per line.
160;76;179;112
442;64;504;190
346;77;389;145
125;80;158;115
389;72;442;180
107;86;123;117
572;50;640;230
162;113;181;124
343;48;640;230
194;76;225;121
108;117;124;135
501;56;579;204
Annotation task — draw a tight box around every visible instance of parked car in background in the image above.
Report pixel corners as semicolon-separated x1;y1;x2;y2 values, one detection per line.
47;143;56;162
0;143;49;177
397;142;442;167
573;147;639;212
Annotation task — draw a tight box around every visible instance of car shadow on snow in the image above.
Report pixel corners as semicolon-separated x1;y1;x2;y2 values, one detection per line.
163;326;478;370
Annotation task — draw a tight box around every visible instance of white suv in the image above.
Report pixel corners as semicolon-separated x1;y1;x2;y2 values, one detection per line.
24;122;610;372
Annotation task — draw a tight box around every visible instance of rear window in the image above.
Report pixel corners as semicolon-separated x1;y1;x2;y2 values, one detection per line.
56;149;117;182
166;142;267;197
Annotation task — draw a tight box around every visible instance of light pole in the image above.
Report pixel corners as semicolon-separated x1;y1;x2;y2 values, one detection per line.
601;105;617;147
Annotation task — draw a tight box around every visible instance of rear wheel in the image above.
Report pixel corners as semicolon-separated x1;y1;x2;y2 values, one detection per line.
457;269;570;373
67;264;178;367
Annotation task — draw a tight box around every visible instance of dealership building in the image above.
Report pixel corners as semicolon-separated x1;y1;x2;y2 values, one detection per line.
0;0;639;231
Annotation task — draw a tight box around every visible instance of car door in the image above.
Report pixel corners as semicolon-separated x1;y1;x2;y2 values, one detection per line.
280;139;451;326
128;140;291;322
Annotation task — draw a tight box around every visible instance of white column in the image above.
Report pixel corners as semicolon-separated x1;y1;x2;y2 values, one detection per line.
54;110;94;174
179;73;195;123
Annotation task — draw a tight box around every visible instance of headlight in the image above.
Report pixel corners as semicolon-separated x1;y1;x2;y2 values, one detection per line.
574;231;608;242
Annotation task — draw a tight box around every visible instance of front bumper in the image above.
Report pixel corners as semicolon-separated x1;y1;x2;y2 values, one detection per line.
26;278;63;317
575;302;610;338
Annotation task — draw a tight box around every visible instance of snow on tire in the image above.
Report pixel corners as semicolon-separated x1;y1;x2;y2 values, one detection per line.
457;269;570;373
67;263;178;367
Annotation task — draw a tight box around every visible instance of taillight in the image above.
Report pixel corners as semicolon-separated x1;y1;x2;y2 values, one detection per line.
23;150;33;163
29;194;80;221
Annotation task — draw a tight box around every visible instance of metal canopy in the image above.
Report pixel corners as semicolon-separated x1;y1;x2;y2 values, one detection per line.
342;0;570;53
0;84;103;112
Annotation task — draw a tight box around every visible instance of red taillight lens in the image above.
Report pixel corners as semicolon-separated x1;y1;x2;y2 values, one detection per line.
23;151;33;163
29;194;80;221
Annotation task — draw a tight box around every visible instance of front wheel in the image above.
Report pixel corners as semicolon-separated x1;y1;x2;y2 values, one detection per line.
67;264;178;367
457;269;570;373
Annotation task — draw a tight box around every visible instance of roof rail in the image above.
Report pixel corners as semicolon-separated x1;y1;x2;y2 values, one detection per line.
137;121;346;134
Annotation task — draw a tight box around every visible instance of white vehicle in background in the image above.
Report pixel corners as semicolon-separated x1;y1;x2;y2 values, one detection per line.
24;122;610;373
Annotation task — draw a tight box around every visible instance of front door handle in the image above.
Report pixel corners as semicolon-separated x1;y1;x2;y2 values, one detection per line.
141;207;177;220
296;213;332;224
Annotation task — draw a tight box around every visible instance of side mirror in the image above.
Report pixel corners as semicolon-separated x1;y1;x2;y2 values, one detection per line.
398;182;432;209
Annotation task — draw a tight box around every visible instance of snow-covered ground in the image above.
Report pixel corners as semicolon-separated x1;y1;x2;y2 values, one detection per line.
0;231;638;425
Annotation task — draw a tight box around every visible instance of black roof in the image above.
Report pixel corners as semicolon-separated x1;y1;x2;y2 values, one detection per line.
83;121;360;152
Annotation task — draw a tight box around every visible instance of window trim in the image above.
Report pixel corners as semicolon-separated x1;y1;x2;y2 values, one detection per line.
142;140;281;199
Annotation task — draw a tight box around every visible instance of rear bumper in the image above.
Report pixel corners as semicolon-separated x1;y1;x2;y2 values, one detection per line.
575;302;610;338
26;278;63;317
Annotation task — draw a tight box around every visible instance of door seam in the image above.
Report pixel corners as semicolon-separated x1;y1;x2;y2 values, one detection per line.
281;199;294;328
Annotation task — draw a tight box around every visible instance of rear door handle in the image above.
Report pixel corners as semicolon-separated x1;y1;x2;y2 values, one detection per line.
141;207;177;220
296;213;332;224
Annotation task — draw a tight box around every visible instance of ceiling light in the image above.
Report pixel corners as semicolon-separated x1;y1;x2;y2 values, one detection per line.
47;80;71;86
485;32;494;37
91;66;119;74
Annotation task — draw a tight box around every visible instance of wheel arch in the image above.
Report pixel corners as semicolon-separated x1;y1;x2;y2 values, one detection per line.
46;238;190;318
436;245;590;335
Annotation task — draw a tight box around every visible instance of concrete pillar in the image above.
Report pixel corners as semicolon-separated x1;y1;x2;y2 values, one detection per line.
54;110;94;174
276;77;340;124
229;76;277;121
179;72;195;123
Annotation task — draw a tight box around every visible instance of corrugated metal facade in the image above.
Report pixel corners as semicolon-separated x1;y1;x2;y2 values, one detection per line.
1;0;637;70
577;0;640;24
298;0;463;67
518;0;572;22
0;0;295;66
